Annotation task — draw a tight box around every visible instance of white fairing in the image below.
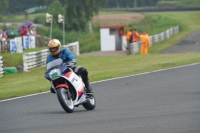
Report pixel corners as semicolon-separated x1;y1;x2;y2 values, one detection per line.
62;71;86;106
47;58;86;106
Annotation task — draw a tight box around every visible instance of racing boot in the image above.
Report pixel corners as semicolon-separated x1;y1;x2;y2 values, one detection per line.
85;84;93;93
85;83;93;98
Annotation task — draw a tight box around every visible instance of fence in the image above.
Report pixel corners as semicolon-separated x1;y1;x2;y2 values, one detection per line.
0;40;10;53
0;56;3;77
23;41;79;72
0;26;179;75
0;36;72;53
0;36;50;54
0;22;43;28
129;26;179;54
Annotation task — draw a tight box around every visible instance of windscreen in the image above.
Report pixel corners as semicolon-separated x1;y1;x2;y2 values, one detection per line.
46;58;63;71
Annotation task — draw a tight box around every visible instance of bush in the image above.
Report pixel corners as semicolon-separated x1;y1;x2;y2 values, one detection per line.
33;15;46;25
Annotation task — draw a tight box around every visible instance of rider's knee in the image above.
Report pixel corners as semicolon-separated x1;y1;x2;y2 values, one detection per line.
79;67;88;76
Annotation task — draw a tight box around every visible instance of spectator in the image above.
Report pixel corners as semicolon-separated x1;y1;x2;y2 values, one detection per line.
29;26;41;47
126;29;133;55
31;26;41;37
140;32;150;55
3;26;9;38
20;26;28;36
27;26;41;37
133;29;139;42
27;26;33;36
0;29;8;41
0;29;8;50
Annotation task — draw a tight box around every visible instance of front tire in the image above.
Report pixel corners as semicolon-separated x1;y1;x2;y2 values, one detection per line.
57;88;74;113
82;94;96;110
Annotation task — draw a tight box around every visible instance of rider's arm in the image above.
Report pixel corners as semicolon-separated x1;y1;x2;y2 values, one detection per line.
63;48;77;64
46;54;54;64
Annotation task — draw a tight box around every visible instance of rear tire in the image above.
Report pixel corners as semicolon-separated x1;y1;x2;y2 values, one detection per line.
82;94;96;110
57;88;74;113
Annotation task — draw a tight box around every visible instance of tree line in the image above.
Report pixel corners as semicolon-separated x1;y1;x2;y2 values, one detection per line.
3;0;159;14
1;0;159;31
106;0;158;8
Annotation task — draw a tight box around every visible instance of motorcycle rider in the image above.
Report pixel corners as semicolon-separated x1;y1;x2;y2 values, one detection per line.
45;39;93;95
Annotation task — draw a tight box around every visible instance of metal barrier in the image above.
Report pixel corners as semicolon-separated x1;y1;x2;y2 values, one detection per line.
130;26;179;54
0;26;179;75
0;40;10;53
23;41;79;72
0;56;3;77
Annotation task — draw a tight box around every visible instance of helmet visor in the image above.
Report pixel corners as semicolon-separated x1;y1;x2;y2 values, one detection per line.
49;47;59;52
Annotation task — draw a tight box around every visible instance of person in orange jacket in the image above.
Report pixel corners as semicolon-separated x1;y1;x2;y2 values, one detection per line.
126;29;132;55
140;33;150;55
133;29;139;42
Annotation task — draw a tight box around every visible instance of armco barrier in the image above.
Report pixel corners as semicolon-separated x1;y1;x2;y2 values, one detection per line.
0;56;3;77
65;41;80;56
23;41;79;72
130;26;179;54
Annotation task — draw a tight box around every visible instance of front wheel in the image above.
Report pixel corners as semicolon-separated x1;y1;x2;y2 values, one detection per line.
57;88;74;113
82;94;96;110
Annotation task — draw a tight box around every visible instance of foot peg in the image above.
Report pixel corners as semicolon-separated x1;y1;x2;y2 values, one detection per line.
86;93;94;99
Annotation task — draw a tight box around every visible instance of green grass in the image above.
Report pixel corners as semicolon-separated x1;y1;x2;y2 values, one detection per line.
128;15;181;35
147;11;200;53
2;47;47;68
2;13;44;23
1;11;200;100
0;53;200;100
157;0;200;8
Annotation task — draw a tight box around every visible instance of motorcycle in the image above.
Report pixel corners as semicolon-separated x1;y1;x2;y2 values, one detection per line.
45;58;96;113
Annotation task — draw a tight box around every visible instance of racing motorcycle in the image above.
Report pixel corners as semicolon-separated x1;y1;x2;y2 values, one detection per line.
45;58;96;113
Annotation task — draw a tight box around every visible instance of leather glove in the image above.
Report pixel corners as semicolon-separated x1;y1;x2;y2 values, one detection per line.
68;62;76;66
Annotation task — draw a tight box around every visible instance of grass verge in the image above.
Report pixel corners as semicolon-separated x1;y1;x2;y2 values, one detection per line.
0;53;200;100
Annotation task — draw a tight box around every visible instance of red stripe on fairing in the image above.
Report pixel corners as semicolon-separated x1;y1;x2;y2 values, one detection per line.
56;84;69;89
65;70;73;78
78;87;84;98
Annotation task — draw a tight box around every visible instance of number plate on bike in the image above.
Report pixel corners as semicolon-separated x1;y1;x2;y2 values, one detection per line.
49;69;60;80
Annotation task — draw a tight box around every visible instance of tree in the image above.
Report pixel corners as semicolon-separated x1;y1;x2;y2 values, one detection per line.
0;0;8;14
134;0;137;8
61;0;106;31
46;0;64;25
106;0;159;8
5;0;38;14
35;0;55;6
0;0;8;21
45;0;106;31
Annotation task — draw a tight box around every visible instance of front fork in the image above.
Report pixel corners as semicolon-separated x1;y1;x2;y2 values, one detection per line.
55;83;72;100
65;89;71;100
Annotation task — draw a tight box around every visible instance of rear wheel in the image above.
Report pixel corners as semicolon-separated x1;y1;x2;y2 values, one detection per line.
82;94;96;110
57;88;74;113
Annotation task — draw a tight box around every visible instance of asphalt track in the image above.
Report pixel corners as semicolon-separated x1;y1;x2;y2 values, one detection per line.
0;64;200;133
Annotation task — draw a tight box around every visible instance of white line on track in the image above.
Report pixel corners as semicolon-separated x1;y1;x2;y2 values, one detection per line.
0;63;199;103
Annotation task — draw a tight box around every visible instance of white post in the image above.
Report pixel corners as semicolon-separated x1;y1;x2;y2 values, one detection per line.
50;15;53;40
88;21;93;34
63;16;65;45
